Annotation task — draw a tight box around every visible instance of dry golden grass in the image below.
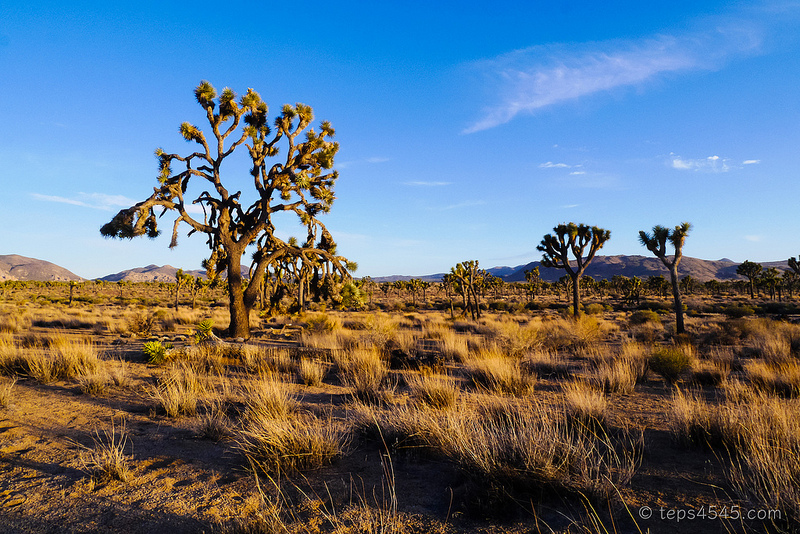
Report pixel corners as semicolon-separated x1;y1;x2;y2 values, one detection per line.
0;376;15;408
75;418;132;484
405;370;458;409
671;385;800;525
563;380;607;427
336;347;392;403
296;358;326;386
152;364;207;417
242;374;297;419
463;348;535;397
236;408;349;474
354;394;641;501
746;360;800;398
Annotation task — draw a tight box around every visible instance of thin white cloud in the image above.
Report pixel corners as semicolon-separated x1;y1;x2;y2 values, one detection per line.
569;171;586;175
670;154;731;173
539;161;571;168
744;235;762;242
464;15;762;133
562;204;579;208
743;159;761;165
31;192;136;210
403;181;452;186
434;200;487;211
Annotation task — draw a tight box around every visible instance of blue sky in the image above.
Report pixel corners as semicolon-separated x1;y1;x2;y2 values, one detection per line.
1;1;799;279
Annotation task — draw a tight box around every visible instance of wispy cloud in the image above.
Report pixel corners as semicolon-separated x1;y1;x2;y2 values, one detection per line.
539;161;571;169
464;15;763;133
670;154;731;172
337;156;390;169
569;171;586;175
432;200;487;211
744;235;762;242
31;192;136;210
403;180;452;186
743;159;761;165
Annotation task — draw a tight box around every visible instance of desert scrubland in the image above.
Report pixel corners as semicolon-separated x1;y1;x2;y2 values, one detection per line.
1;280;799;533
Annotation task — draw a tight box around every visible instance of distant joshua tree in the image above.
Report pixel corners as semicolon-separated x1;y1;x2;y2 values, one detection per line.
538;223;610;318
736;260;763;299
638;222;691;334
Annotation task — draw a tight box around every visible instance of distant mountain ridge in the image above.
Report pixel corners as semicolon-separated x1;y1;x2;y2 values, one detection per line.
0;254;792;284
0;254;83;282
370;256;790;284
97;264;206;283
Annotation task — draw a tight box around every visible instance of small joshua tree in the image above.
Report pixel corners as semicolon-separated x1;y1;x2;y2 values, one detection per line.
638;222;691;334
538;223;610;318
736;260;763;299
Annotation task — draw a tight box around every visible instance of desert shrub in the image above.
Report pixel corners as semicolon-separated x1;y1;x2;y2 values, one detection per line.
195;319;214;342
690;362;727;387
723;304;756;318
78;366;112;396
126;311;156;336
649;346;693;384
584;303;605;315
629;309;661;326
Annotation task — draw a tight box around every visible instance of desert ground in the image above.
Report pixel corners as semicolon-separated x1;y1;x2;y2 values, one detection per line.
1;281;798;533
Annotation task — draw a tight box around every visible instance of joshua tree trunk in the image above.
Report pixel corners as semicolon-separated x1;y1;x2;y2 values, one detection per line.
669;264;685;335
572;277;581;317
227;258;250;339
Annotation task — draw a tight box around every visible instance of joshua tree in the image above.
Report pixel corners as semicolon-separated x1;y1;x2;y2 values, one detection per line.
101;81;353;338
449;260;484;320
538;223;611;318
736;260;762;299
638;222;691;334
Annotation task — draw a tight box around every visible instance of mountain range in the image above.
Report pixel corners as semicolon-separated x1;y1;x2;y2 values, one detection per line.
0;254;791;284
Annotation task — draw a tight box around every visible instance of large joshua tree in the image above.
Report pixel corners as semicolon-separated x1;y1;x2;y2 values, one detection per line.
736;260;763;299
638;222;691;334
101;81;353;338
538;223;610;318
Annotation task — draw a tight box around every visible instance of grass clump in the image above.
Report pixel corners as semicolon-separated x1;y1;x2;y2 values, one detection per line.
563;381;607;428
75;419;132;484
296;358;326;386
406;371;458;409
0;377;16;408
152;365;205;417
464;349;535;397
336;348;392;404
